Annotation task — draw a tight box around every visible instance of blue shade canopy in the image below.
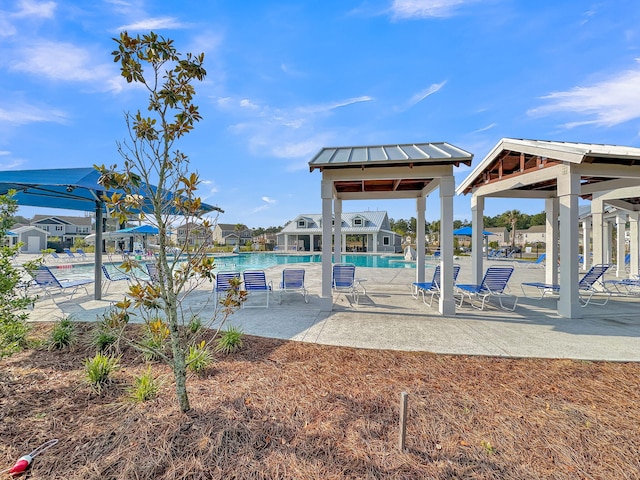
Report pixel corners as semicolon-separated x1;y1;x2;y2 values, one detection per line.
453;226;494;236
0;167;223;214
116;225;159;234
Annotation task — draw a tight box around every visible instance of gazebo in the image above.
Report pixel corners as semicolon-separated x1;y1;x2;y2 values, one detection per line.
309;142;473;314
457;138;640;318
0;167;222;300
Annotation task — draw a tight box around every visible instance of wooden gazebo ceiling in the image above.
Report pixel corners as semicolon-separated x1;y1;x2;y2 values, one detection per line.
466;149;640;195
334;178;433;194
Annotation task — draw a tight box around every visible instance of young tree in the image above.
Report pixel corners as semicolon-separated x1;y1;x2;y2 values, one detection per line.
0;193;35;358
97;32;243;412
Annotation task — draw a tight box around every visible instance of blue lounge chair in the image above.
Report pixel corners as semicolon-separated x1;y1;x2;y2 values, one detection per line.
242;270;272;308
513;253;546;269
146;263;160;283
412;264;461;307
29;265;93;305
213;272;241;306
332;263;365;304
101;265;130;294
605;274;640;296
279;268;309;304
63;248;80;261
456;266;517;311
521;264;612;306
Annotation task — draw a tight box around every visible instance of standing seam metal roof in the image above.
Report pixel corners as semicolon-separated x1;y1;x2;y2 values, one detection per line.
309;142;473;170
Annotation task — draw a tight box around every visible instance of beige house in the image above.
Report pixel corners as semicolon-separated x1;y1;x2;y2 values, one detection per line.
176;222;213;247
485;227;509;245
212;223;252;246
515;225;546;246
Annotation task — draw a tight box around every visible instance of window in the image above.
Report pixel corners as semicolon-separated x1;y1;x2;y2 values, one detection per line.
353;217;363;227
383;236;390;246
55;226;64;232
297;219;306;228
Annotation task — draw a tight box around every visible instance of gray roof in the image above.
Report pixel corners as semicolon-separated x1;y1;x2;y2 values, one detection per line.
280;211;395;235
309;142;473;171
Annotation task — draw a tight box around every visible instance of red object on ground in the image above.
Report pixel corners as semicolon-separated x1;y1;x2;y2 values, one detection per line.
9;455;32;476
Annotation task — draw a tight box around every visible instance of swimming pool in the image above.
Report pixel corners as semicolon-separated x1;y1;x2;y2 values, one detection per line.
51;252;421;280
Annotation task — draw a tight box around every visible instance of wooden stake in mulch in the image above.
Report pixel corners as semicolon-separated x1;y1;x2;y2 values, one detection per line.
399;391;408;451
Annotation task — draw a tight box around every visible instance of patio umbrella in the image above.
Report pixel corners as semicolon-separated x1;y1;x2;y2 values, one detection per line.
453;226;494;236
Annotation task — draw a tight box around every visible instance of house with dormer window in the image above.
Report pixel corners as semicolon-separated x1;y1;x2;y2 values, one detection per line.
212;223;252;246
276;211;401;253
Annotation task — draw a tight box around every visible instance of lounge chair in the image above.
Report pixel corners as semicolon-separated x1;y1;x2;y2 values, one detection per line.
101;265;130;294
242;270;272;308
513;253;545;269
29;265;93;305
146;263;160;283
75;248;88;260
456;266;518;311
279;268;309;304
521;264;612;306
63;248;80;261
332;263;365;304
411;264;461;307
604;274;640;296
213;272;242;306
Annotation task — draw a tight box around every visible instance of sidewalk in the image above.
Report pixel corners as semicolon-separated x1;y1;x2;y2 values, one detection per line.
23;256;640;362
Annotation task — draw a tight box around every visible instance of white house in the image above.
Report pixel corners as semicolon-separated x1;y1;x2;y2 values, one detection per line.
277;211;401;253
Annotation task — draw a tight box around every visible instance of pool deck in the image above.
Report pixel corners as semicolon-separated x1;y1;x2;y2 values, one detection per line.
20;255;640;362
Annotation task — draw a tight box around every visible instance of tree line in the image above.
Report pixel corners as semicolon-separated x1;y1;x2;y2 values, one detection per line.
390;209;546;238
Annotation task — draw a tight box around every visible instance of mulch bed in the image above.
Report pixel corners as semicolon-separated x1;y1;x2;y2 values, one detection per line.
1;323;639;479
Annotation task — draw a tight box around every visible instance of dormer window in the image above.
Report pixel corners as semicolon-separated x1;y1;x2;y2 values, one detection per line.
353;217;364;227
297;219;307;228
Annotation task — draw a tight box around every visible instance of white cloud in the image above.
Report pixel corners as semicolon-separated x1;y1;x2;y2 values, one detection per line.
403;81;446;110
116;17;187;32
299;96;373;114
262;196;276;204
0;104;67;126
471;122;496;134
9;41;122;92
528;62;640;128
14;0;56;19
240;99;259;109
391;0;479;19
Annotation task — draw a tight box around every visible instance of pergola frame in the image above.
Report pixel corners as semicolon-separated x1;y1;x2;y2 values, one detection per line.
457;138;640;319
309;142;473;314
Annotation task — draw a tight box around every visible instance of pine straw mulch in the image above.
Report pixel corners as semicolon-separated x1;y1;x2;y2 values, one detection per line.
1;323;639;480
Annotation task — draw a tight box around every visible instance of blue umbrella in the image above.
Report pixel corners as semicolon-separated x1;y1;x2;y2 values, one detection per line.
453;226;494;236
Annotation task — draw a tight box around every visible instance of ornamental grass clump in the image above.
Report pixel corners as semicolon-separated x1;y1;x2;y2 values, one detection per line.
84;353;120;394
129;366;160;403
215;325;244;354
186;341;213;374
48;317;77;350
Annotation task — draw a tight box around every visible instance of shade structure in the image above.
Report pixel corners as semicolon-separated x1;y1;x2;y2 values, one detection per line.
84;224;160;244
453;226;493;236
0;167;222;300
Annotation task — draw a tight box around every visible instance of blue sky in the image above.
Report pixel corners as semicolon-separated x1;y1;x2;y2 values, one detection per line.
2;0;640;227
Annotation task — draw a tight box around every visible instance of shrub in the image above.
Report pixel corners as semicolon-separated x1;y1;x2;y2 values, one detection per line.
90;323;118;353
186;341;213;374
84;353;120;394
129;367;159;402
215;325;244;354
139;318;169;361
48;317;77;350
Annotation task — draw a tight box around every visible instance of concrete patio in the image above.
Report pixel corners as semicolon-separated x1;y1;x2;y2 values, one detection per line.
23;255;640;362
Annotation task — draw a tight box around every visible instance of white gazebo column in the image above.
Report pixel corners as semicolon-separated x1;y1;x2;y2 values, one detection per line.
284;234;289;251
581;219;591;271
545;197;559;287
416;196;426;284
557;171;581;319
470;194;484;285
438;176;456;315
591;196;605;266
372;232;378;253
603;220;612;264
334;199;342;263
309;234;314;252
616;212;626;277
320;179;333;311
629;212;640;278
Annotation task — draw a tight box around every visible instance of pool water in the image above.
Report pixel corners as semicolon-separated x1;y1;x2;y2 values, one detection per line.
52;252;421;281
